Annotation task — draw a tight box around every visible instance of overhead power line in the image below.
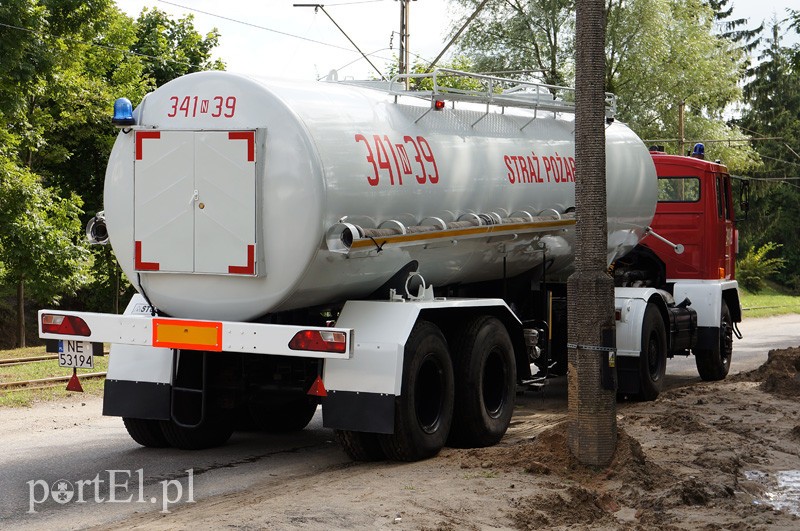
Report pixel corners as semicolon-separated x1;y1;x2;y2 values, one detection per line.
293;3;386;80
158;0;366;55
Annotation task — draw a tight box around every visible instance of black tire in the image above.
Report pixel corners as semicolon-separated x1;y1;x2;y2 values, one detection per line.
639;303;667;401
123;417;170;448
695;301;733;381
379;320;454;461
160;415;234;450
334;430;386;461
248;396;318;433
448;316;516;448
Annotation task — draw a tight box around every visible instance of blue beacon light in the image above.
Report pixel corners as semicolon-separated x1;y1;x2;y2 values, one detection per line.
112;97;136;127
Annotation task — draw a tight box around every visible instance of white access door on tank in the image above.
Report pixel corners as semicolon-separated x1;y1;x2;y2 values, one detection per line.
133;129;258;276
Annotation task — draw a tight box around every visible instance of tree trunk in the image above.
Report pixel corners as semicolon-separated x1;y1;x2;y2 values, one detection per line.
17;278;26;349
567;0;617;467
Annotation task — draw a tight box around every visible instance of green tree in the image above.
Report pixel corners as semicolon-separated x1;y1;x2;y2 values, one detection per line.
605;0;753;169
737;242;786;293
1;1;229;338
737;18;800;288
446;0;759;173
0;159;89;347
133;8;225;87
0;0;120;345
706;0;763;55
451;0;575;86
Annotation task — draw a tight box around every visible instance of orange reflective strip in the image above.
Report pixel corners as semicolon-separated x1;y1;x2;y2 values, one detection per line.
152;319;223;351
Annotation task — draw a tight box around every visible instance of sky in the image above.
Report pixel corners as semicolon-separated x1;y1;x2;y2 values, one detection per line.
115;0;799;82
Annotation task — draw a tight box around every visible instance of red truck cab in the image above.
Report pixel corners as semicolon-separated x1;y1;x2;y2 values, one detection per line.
643;151;737;282
611;146;742;393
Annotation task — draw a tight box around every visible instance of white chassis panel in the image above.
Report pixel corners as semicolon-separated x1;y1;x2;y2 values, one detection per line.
104;296;173;384
672;279;738;328
614;287;659;358
324;298;518;396
614;280;736;358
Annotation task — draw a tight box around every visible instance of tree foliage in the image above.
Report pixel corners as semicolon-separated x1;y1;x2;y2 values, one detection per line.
448;0;759;173
0;1;225;345
451;0;575;86
133;8;225;88
736;18;800;288
736;242;786;293
0;160;89;302
706;0;763;55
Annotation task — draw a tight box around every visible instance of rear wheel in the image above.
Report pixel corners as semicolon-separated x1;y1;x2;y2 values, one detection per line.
448;316;516;447
379;320;454;461
638;303;667;401
334;430;385;461
695;301;733;381
123;418;169;448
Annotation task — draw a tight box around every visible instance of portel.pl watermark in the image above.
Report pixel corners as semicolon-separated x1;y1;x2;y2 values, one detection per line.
27;469;194;514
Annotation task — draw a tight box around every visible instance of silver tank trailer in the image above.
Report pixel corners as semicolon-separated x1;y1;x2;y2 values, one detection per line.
104;71;657;321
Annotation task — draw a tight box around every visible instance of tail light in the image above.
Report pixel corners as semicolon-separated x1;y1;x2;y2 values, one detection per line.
289;330;347;353
41;314;91;336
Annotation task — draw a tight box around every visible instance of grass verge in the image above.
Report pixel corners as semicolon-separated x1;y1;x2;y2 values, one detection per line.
739;282;800;319
0;345;107;407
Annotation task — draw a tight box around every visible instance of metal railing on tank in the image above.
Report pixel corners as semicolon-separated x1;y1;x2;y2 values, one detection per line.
385;68;616;123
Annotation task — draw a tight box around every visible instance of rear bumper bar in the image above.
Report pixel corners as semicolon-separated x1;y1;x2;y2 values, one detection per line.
38;309;353;360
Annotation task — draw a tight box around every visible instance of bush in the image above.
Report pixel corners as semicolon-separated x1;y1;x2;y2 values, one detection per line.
737;242;786;293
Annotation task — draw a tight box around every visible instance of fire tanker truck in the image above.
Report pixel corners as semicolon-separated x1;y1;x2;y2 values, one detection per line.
39;70;741;461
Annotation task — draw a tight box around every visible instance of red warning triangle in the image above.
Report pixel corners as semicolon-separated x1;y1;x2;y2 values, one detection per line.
307;375;327;397
66;370;84;392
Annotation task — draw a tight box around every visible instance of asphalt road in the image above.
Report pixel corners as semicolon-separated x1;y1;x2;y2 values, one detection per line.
1;313;797;529
667;313;800;377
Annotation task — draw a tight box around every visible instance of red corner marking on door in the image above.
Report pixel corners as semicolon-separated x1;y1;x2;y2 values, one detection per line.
228;131;255;162
135;131;161;160
228;244;255;275
135;241;160;271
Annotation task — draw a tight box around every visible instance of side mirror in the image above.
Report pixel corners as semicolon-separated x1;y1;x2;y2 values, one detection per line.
740;180;750;217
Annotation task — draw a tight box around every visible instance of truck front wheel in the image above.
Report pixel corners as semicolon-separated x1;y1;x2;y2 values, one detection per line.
639;303;667;401
695;301;733;381
380;320;454;461
448;316;516;447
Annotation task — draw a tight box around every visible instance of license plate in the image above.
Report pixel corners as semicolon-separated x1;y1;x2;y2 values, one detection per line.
58;340;94;369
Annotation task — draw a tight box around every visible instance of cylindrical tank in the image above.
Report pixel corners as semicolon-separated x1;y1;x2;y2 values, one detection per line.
104;71;657;321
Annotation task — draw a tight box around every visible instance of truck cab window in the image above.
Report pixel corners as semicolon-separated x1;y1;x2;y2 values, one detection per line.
657;177;700;202
723;177;733;220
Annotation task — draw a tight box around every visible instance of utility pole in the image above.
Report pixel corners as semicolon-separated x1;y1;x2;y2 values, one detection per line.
568;0;617;467
397;0;413;88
